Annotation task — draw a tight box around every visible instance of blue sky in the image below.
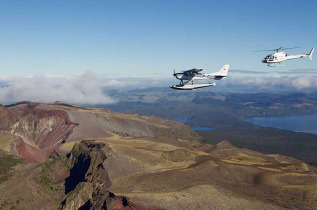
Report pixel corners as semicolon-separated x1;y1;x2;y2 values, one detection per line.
0;0;316;77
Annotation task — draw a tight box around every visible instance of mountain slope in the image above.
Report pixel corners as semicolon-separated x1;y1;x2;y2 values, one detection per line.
0;102;316;209
0;102;201;162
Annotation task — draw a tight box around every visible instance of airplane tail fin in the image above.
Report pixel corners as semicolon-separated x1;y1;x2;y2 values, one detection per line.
215;64;230;77
308;48;314;60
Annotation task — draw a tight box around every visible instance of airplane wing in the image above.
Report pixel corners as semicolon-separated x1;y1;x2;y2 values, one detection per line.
182;68;203;74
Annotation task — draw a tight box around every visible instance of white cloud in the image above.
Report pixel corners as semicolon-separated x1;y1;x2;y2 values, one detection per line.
283;69;317;74
102;77;173;90
100;75;317;91
0;71;117;105
1;71;316;105
103;79;140;87
290;76;317;89
224;75;317;90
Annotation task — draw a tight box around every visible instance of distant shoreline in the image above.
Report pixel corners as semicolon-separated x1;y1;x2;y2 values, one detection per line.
242;113;317;135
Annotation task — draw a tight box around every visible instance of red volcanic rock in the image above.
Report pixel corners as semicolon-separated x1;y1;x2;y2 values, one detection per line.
1;102;78;163
15;137;46;163
35;110;76;149
105;197;130;210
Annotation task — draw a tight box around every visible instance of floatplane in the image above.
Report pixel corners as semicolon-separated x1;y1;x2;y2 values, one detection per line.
170;64;229;90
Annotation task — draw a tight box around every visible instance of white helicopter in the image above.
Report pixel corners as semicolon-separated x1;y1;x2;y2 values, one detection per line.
170;64;229;90
255;47;314;67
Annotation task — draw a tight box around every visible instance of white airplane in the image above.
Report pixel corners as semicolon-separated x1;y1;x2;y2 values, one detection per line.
170;64;229;90
256;47;314;67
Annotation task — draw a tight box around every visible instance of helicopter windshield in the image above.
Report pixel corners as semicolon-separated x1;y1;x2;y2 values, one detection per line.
265;54;272;58
265;54;274;60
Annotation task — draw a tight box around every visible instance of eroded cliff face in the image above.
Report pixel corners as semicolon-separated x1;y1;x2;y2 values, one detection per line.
59;141;138;210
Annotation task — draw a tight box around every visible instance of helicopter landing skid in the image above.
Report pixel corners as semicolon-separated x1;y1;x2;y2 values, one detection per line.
267;62;285;67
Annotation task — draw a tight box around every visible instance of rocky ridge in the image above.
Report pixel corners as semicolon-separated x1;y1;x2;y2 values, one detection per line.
59;141;137;209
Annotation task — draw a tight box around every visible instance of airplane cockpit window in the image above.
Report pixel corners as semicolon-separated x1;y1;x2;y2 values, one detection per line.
185;71;201;76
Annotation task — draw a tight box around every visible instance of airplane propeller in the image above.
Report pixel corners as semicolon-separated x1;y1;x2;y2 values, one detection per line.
173;69;176;77
253;47;299;52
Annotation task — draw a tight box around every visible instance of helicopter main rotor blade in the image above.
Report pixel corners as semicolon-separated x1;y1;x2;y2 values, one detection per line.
279;47;299;50
252;50;276;52
253;47;299;52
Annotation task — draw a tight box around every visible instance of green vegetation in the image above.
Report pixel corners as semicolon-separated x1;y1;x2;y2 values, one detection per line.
72;144;85;159
161;149;195;162
0;151;23;183
0;133;15;152
39;171;52;185
38;156;71;190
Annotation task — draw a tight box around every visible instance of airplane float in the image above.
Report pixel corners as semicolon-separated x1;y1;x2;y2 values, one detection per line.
255;47;314;67
170;64;229;90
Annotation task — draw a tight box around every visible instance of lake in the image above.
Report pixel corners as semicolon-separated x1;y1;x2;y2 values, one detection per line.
243;113;317;135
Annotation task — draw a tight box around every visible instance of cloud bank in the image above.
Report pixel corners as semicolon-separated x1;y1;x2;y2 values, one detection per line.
276;69;317;75
102;77;173;90
100;74;317;91
0;71;117;105
230;69;267;74
220;75;317;90
1;70;316;106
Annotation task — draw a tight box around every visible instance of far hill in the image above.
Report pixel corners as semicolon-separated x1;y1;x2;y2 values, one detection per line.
99;88;317;166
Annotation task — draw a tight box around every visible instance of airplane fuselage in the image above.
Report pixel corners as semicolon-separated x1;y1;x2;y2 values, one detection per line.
174;73;226;81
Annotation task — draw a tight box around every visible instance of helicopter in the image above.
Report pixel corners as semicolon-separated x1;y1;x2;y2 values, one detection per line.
254;47;314;67
170;64;229;90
